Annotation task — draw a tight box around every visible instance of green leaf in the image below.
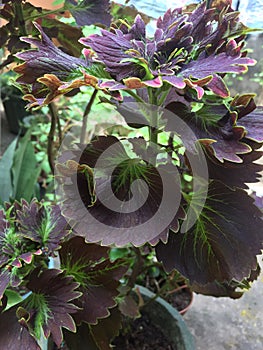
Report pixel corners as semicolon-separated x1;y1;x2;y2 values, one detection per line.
0;137;18;204
4;289;23;310
52;0;65;5
11;129;42;201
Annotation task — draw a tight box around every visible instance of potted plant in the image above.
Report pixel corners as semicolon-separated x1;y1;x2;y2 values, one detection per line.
0;70;30;134
0;0;262;349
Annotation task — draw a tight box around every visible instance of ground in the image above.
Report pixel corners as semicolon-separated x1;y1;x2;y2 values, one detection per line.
184;258;263;350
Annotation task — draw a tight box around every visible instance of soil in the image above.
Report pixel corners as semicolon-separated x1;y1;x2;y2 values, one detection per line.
112;313;176;350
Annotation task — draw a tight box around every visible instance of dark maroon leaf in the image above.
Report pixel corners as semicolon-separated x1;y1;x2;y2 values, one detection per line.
0;306;40;350
60;137;182;246
156;181;263;285
25;268;80;347
41;17;84;57
119;295;140;318
59;237;128;325
63;322;99;350
192;264;261;298
204;146;263;189
90;307;122;350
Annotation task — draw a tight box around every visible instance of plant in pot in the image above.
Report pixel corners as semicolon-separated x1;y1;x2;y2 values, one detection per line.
0;0;263;349
0;70;31;134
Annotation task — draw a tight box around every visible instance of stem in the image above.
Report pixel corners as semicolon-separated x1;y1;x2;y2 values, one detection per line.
25;8;66;22
14;2;27;36
47;102;58;173
126;89;146;104
127;247;144;289
57;113;62;146
206;0;212;8
80;89;98;143
168;132;174;161
148;88;158;163
157;87;171;107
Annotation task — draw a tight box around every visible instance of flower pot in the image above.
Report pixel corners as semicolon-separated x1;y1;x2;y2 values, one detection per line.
1;92;29;134
135;285;195;350
165;284;194;316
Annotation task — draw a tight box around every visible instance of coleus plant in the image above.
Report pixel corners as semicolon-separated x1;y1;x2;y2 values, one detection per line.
1;0;263;348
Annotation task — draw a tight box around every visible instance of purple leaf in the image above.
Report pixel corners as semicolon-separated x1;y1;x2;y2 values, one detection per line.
0;306;40;350
59;237;128;324
156;181;263;285
237;107;263;142
25;268;81;347
60;137;183;246
66;0;111;27
17;200;69;254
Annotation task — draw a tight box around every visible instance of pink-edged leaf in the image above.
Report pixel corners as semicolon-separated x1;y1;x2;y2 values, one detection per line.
11;259;22;268
207;75;230;97
19;252;33;264
162;76;186;89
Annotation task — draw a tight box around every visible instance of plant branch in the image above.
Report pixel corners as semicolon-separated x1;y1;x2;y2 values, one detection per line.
57;113;62;146
127;247;144;289
47;102;58;173
80;89;98;143
126;89;146;104
14;2;28;36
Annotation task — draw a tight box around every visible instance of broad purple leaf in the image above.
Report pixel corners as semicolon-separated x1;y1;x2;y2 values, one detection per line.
64;309;121;350
90;307;122;349
66;0;111;27
165;101;251;162
156;181;263;285
237;107;263;142
180;52;255;96
15;23;86;85
60;137;182;246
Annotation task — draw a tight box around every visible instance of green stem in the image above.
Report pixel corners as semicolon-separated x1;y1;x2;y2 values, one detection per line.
25;8;66;22
80;89;98;143
126;89;146;104
14;2;27;36
148;88;158;149
157;87;171;107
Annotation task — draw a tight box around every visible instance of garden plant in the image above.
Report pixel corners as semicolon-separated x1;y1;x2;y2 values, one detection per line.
0;0;263;348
